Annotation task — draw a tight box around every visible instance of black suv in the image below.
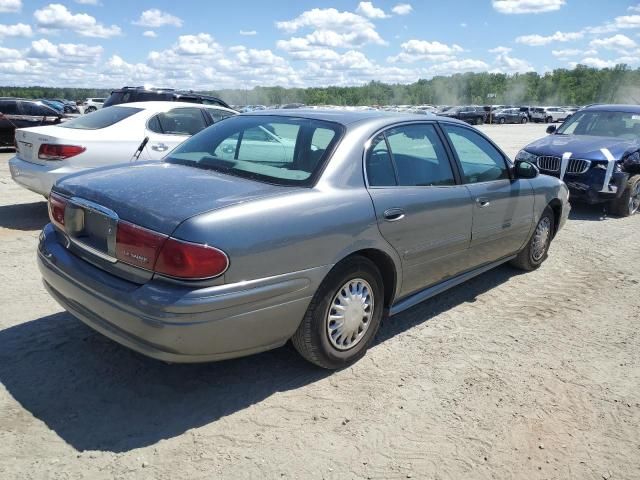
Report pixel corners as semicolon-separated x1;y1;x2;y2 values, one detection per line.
0;98;65;147
439;106;487;125
103;87;231;109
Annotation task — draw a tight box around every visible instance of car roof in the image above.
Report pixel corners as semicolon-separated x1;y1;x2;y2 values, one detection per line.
241;108;467;127
582;104;640;113
108;101;236;113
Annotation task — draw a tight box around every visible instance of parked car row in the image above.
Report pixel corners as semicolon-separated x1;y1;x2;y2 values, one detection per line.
5;98;638;369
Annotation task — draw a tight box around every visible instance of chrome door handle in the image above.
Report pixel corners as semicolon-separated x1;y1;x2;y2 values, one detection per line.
151;143;168;152
476;197;491;208
383;208;405;222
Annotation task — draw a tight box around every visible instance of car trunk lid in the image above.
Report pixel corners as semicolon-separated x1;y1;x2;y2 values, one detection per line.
14;125;93;165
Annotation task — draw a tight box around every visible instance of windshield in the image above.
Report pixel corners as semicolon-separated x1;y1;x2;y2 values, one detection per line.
165;115;343;186
556;110;640;139
59;106;142;130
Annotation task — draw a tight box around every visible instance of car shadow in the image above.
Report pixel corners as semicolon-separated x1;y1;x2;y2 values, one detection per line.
568;203;614;221
0;264;518;453
0;201;49;231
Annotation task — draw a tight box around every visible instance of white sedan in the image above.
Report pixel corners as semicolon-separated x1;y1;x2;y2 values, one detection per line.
9;101;236;197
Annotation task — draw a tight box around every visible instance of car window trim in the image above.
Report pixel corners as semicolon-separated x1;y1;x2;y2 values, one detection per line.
363;120;462;190
437;120;514;184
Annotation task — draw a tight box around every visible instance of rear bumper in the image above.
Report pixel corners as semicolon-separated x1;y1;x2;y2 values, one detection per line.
38;224;328;362
9;156;83;197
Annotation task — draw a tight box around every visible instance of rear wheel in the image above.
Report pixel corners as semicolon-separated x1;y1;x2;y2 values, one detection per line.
610;174;640;217
292;256;384;369
545;116;553;123
499;117;506;124
510;207;555;271
521;116;528;124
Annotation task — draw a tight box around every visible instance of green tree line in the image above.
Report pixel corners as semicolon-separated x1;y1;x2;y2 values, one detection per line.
2;64;639;107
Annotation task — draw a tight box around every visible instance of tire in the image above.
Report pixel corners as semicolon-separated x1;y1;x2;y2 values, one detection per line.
521;117;528;124
291;256;385;369
545;116;553;123
477;117;484;125
510;207;555;271
610;174;640;217
85;106;96;113
499;117;506;124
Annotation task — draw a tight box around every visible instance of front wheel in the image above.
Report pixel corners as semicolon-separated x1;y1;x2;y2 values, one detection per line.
521;117;528;124
510;207;555;271
610;174;640;217
292;256;384;369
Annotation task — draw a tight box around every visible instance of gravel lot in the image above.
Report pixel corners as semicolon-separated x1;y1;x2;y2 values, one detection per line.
1;123;639;480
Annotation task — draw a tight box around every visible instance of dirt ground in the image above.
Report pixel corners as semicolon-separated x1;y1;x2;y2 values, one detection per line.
0;123;638;480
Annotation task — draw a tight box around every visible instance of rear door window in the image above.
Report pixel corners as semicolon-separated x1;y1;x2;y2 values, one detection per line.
147;108;208;135
385;124;455;187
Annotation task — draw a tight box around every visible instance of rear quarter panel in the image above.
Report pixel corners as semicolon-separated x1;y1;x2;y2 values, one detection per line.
172;186;402;291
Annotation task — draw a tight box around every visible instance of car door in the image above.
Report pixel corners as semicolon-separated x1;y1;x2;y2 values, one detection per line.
441;123;534;268
145;107;209;159
365;123;474;297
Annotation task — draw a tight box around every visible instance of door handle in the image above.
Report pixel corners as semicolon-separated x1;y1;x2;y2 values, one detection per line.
151;143;169;152
383;208;405;222
476;197;491;208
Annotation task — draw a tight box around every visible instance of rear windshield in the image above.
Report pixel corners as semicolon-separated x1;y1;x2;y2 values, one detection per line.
165;115;343;186
59;106;142;130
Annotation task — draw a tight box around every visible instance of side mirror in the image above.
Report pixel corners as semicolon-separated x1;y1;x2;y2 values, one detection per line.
546;125;556;134
515;160;539;179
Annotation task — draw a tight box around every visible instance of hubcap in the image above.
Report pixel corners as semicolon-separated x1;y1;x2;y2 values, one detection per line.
531;217;551;261
326;278;374;351
629;183;640;215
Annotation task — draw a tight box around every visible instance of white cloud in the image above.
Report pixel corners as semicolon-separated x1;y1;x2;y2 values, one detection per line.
577;57;617;69
489;46;512;54
391;3;413;15
516;30;583;46
75;0;100;4
27;38;103;65
590;34;637;52
239;30;257;36
492;0;565;14
356;2;388;19
613;15;640;29
0;46;21;59
430;59;490;74
133;9;182;28
551;48;581;58
493;52;534;73
0;0;21;13
460;22;467;28
0;23;32;38
34;3;121;38
143;30;157;38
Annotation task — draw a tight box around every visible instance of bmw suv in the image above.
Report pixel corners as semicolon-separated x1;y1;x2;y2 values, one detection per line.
516;104;640;216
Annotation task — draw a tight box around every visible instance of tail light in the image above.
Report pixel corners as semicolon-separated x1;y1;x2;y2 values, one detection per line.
115;220;228;279
39;144;86;161
155;238;229;279
48;192;68;229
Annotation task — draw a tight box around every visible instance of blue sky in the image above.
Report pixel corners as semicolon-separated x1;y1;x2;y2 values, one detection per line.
1;0;639;88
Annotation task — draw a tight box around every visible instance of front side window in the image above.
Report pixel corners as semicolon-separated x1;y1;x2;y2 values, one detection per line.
442;124;509;184
385;124;455;187
21;102;57;116
165;115;342;186
148;108;208;136
60;106;142;130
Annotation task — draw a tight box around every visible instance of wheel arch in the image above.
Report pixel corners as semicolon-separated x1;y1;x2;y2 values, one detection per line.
548;198;563;237
339;248;399;310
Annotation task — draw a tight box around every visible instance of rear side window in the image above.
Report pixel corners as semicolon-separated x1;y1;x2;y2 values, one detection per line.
442;124;509;183
385;124;455;187
60;106;142;130
148;108;208;135
366;134;396;187
0;100;19;115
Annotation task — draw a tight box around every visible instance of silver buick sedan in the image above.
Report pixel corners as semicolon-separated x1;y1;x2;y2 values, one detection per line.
38;111;570;369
